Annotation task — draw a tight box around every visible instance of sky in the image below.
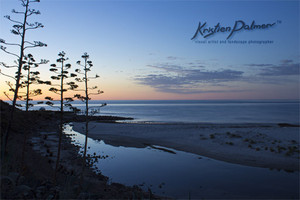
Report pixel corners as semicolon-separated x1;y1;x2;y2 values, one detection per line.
0;0;299;100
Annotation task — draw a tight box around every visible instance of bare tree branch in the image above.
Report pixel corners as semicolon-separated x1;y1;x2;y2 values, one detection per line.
24;41;35;45
3;92;13;101
88;76;99;79
29;0;41;3
24;41;47;50
4;15;23;25
0;46;20;58
27;9;41;16
0;70;17;80
12;9;25;14
89;91;104;95
0;39;21;47
0;62;18;68
25;23;44;30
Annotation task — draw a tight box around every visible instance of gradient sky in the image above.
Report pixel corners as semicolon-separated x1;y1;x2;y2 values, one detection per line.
0;0;299;100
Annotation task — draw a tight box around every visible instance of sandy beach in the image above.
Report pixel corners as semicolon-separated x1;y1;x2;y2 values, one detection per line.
72;122;300;171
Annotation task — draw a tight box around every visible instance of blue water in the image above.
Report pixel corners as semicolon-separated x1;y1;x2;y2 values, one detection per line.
29;100;299;124
64;124;300;199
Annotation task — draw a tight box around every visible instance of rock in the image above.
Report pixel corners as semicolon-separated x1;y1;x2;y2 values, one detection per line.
73;184;81;193
46;194;55;200
15;185;35;199
39;107;46;111
78;192;90;199
36;185;47;199
19;176;26;185
7;172;26;185
8;172;19;182
0;175;15;193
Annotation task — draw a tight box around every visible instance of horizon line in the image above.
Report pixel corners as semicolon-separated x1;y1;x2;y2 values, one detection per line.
2;98;299;102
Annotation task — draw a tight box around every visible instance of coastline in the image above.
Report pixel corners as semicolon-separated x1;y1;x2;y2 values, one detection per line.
0;101;158;199
2;99;299;198
72;122;300;171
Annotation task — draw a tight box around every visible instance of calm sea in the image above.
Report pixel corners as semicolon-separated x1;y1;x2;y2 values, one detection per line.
28;100;300;124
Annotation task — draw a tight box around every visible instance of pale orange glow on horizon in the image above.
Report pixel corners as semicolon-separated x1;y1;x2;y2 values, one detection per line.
1;70;299;101
1;82;299;101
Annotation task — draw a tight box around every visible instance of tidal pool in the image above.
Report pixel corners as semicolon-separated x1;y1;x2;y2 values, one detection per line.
64;124;299;199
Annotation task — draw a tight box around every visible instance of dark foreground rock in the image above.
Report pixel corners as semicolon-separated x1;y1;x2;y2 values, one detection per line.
0;100;160;199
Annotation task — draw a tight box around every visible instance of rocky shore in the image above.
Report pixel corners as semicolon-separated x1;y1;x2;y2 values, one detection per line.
0;100;158;199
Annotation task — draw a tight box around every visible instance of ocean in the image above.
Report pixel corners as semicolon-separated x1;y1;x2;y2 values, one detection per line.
26;100;300;198
29;99;300;124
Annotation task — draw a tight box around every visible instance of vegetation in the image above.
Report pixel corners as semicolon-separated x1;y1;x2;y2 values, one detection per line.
0;1;151;199
74;52;105;180
0;0;47;157
3;54;49;111
21;54;49;111
45;51;78;182
0;101;150;199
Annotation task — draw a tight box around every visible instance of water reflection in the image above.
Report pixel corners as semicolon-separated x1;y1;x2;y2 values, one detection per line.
64;124;299;199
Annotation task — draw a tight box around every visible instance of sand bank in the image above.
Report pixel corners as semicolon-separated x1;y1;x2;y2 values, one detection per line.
72;122;299;171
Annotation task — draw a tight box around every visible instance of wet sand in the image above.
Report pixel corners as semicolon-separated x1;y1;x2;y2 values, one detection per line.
72;122;300;171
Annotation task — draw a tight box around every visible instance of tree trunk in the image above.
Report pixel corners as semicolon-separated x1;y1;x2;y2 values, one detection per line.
83;59;89;161
54;60;64;182
2;0;29;159
25;66;30;112
81;58;89;182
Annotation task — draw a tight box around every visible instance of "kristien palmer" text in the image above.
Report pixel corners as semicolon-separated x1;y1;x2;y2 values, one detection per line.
191;20;276;40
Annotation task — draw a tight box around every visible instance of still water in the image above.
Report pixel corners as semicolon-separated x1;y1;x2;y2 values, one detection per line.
64;124;299;199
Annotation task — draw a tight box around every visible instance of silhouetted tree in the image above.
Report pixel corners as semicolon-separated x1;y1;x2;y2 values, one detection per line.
1;53;49;173
0;0;47;156
2;54;49;111
74;52;105;179
22;54;50;111
45;51;78;182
